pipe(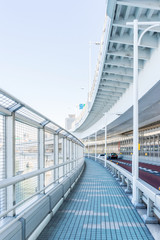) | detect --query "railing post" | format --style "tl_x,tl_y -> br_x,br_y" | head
143,198 -> 158,224
63,137 -> 67,177
74,142 -> 76,168
88,136 -> 89,158
95,132 -> 97,161
120,175 -> 126,187
125,179 -> 132,194
70,140 -> 73,172
6,113 -> 15,216
54,134 -> 59,182
38,128 -> 45,192
116,171 -> 121,181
